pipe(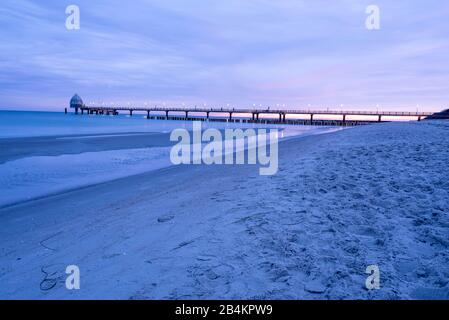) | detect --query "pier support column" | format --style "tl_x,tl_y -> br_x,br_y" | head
81,109 -> 84,115
129,110 -> 133,116
418,116 -> 422,121
206,112 -> 210,119
147,110 -> 150,119
343,114 -> 346,124
229,112 -> 233,121
283,113 -> 286,122
279,113 -> 282,122
185,111 -> 188,119
256,113 -> 259,121
252,113 -> 255,121
310,114 -> 314,124
378,115 -> 382,122
166,111 -> 169,119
